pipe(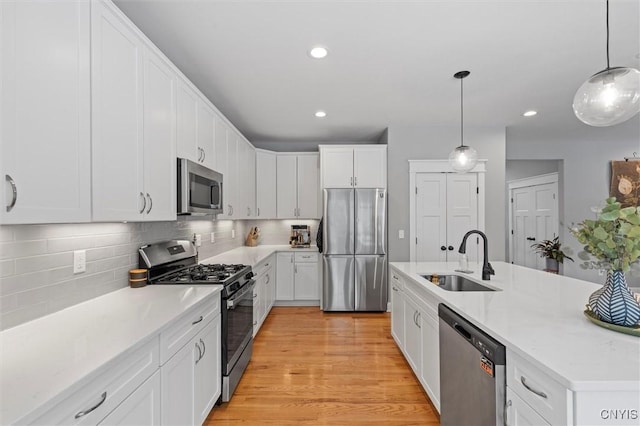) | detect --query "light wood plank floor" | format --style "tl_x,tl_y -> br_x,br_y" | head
206,307 -> 439,425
